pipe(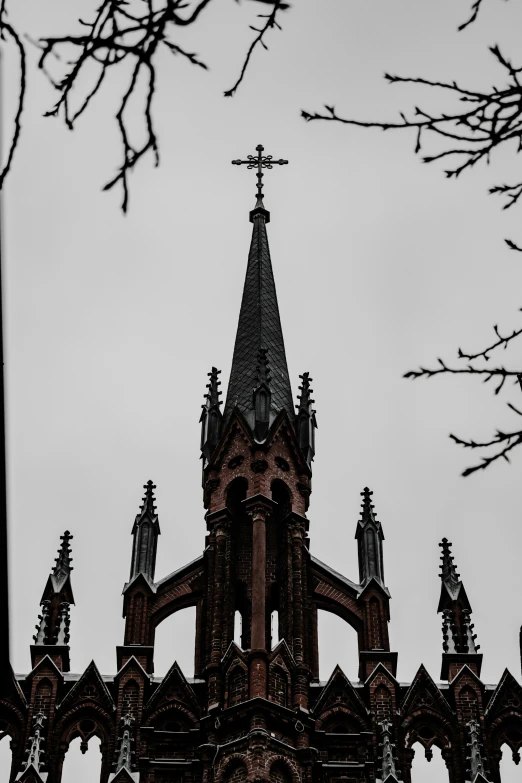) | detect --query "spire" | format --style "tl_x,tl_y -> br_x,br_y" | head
33,532 -> 74,652
130,480 -> 161,582
295,372 -> 317,465
355,487 -> 385,586
108,710 -> 139,782
438,538 -> 480,656
223,193 -> 294,429
200,367 -> 223,465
